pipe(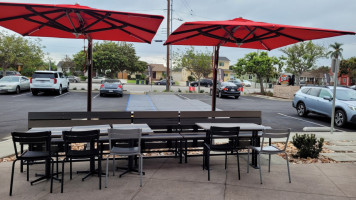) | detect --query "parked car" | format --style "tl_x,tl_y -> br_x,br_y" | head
292,86 -> 356,127
30,71 -> 69,95
100,79 -> 123,97
210,81 -> 242,99
228,79 -> 244,87
243,80 -> 252,87
92,76 -> 106,83
67,75 -> 80,83
0,71 -> 21,79
190,79 -> 212,87
154,79 -> 175,85
0,76 -> 30,94
350,85 -> 356,90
